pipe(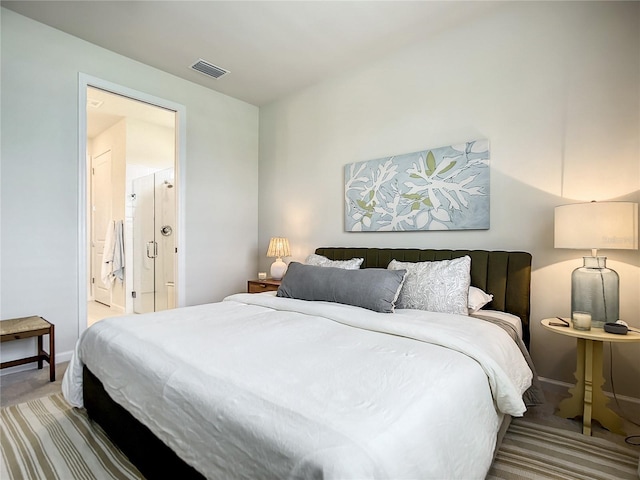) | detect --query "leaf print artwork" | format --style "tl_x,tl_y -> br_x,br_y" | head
344,139 -> 490,231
